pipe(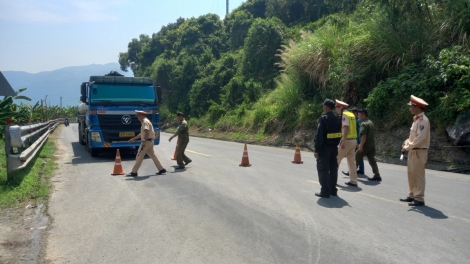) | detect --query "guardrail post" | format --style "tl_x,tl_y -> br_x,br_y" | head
5,125 -> 14,181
